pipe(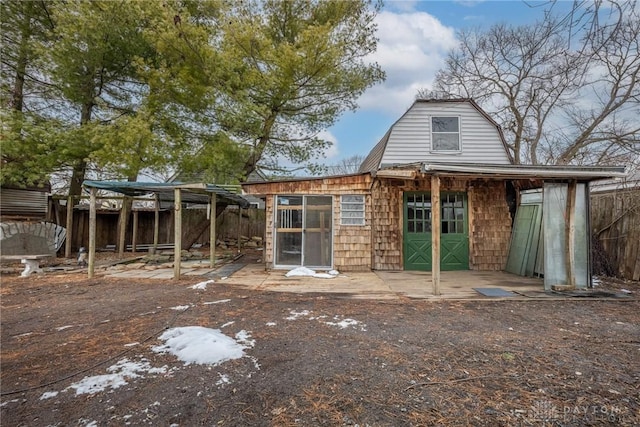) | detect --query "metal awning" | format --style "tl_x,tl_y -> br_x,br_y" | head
82,180 -> 250,208
421,163 -> 627,181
